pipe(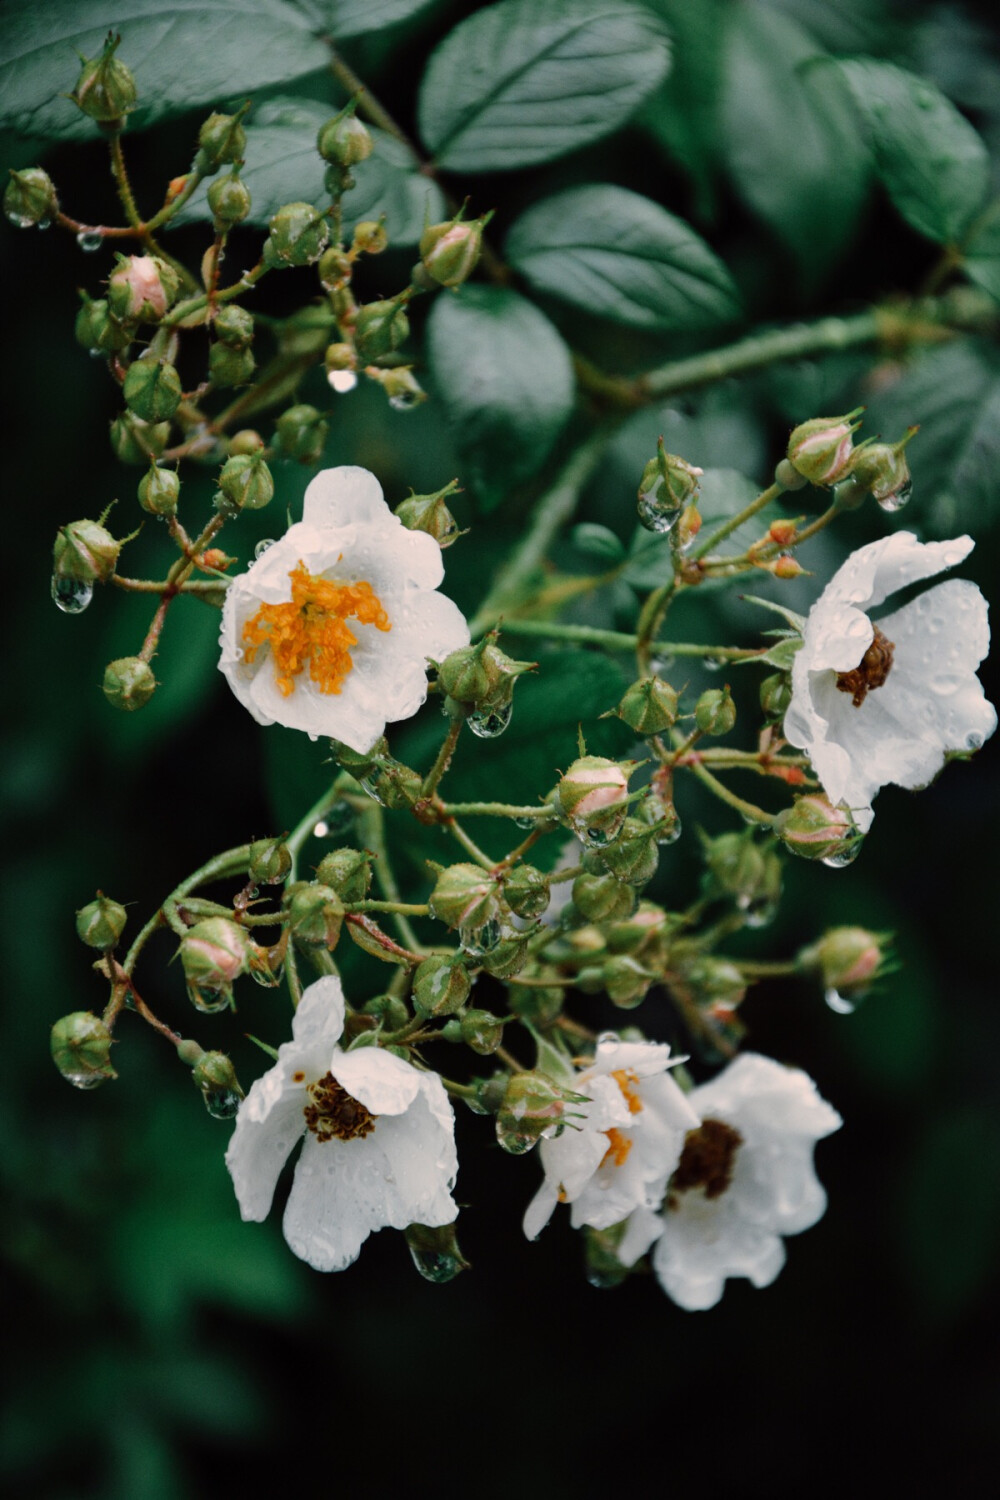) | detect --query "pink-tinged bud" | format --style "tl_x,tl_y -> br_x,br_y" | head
179,918 -> 251,990
418,215 -> 489,288
786,408 -> 864,486
107,254 -> 179,323
428,862 -> 502,933
770,553 -> 807,579
775,794 -> 862,864
557,756 -> 629,821
768,519 -> 797,546
845,427 -> 917,513
495,1071 -> 589,1155
800,926 -> 889,1004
